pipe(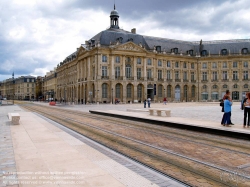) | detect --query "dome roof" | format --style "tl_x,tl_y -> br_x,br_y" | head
110,9 -> 119,16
